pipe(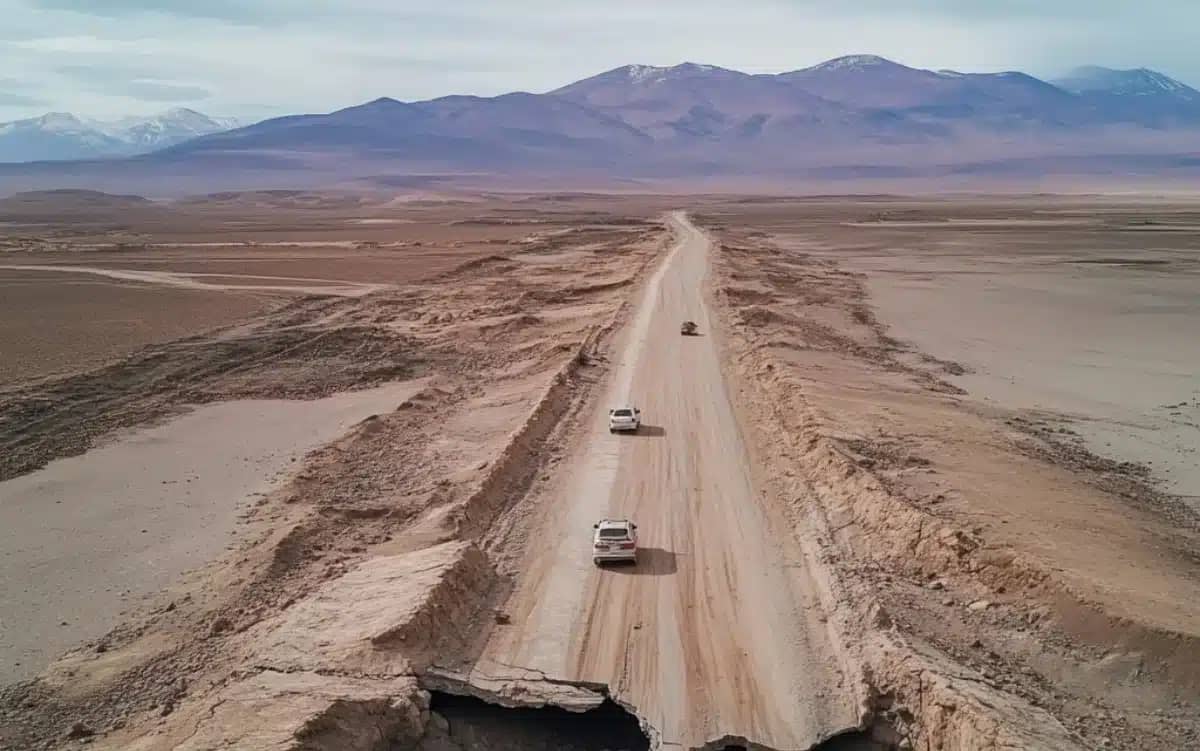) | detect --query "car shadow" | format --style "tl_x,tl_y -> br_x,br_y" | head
631,424 -> 666,438
607,547 -> 677,576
